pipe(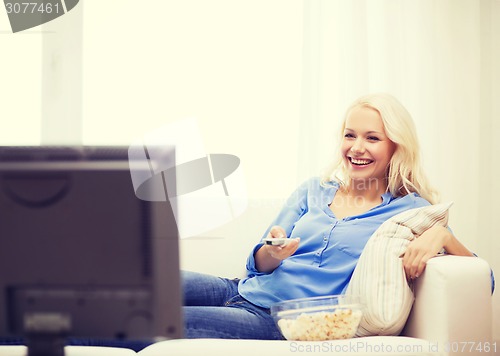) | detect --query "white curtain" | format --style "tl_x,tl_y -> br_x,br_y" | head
300,0 -> 479,186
